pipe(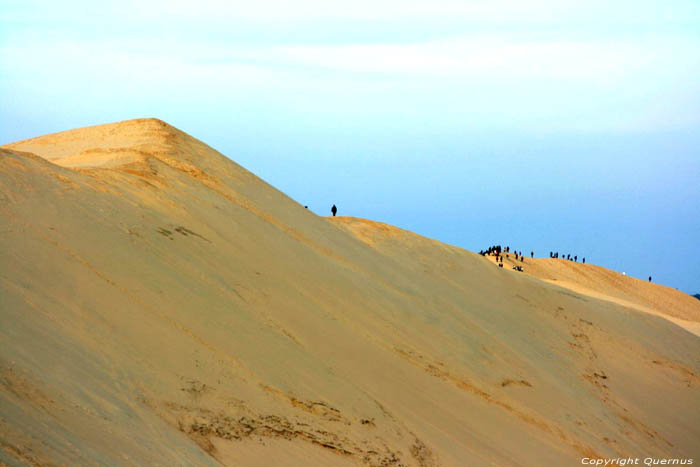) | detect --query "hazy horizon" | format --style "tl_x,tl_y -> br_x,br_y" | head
2,0 -> 699,293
